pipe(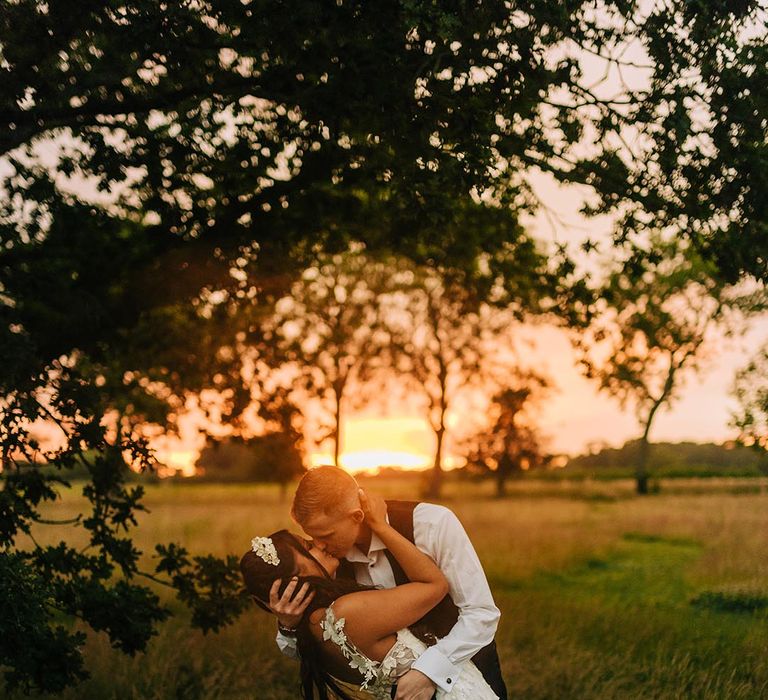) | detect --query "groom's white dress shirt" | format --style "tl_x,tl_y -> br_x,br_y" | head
276,503 -> 501,693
